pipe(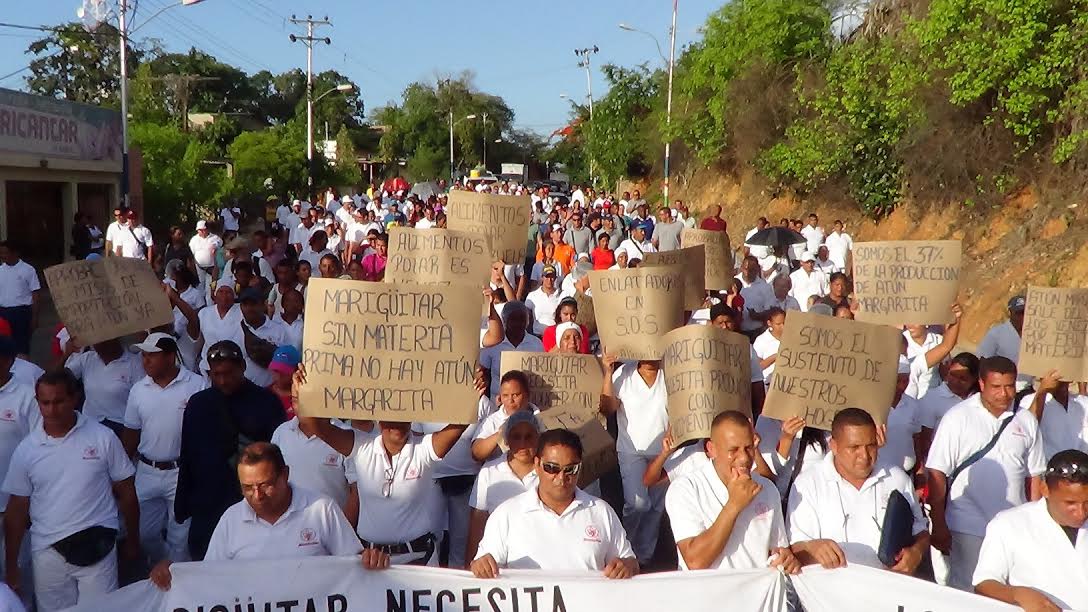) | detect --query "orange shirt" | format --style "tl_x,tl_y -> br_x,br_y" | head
537,242 -> 575,272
